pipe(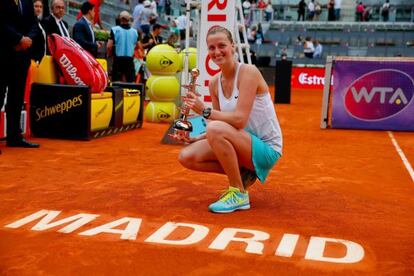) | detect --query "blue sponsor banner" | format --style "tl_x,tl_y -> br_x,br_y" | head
331,60 -> 414,131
